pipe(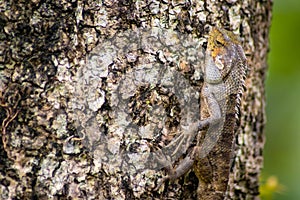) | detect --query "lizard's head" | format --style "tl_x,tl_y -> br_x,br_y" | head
205,27 -> 247,84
